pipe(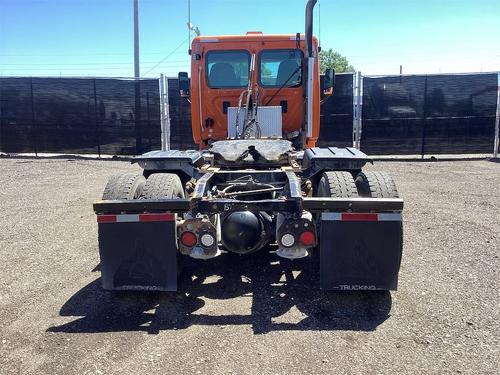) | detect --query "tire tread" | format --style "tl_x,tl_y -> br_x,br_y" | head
140,173 -> 185,199
318,171 -> 358,198
102,174 -> 145,200
355,171 -> 399,198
